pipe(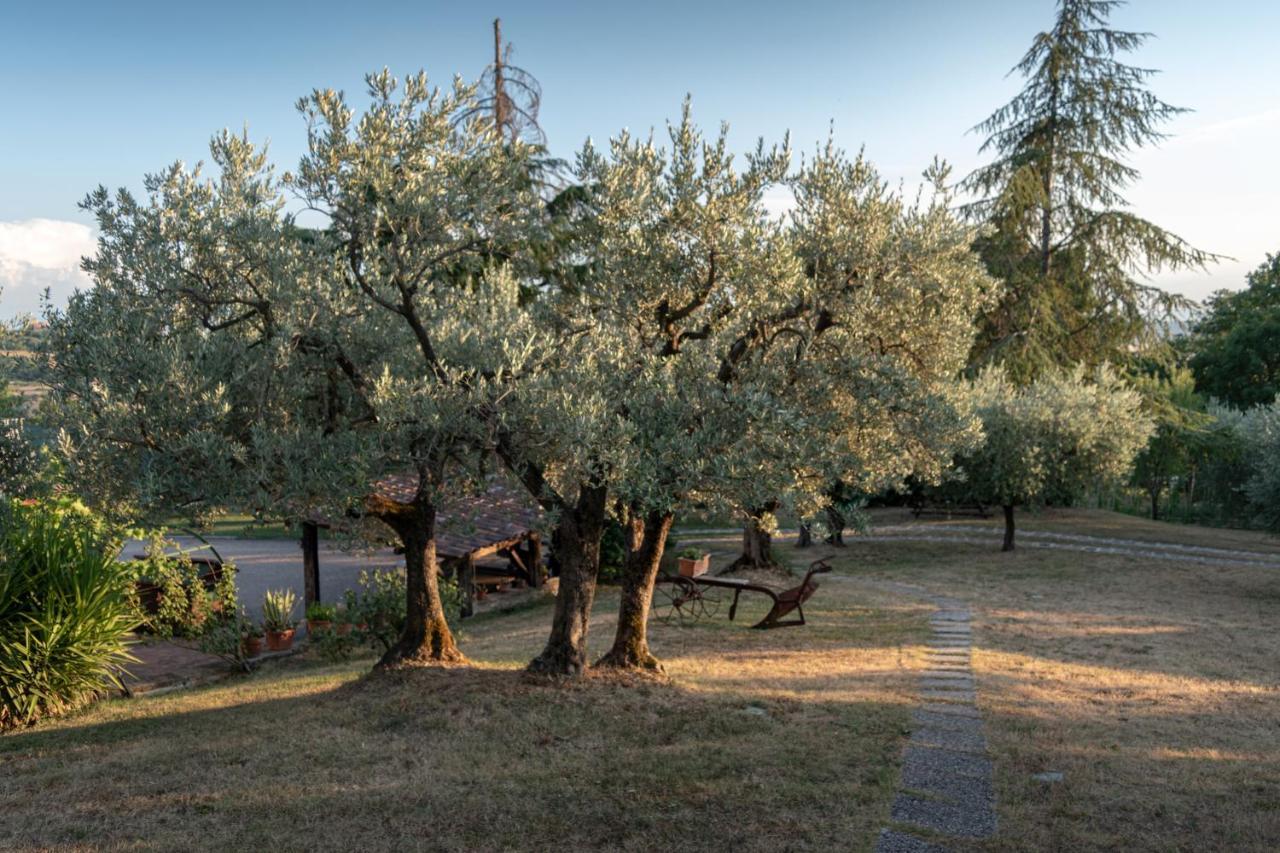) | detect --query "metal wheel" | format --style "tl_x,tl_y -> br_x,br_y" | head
650,577 -> 697,624
693,583 -> 725,619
